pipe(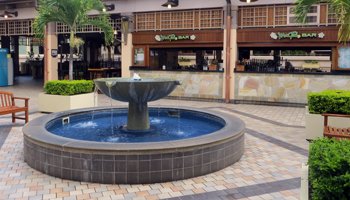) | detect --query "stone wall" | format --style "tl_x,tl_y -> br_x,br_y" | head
234,73 -> 350,104
132,70 -> 224,100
